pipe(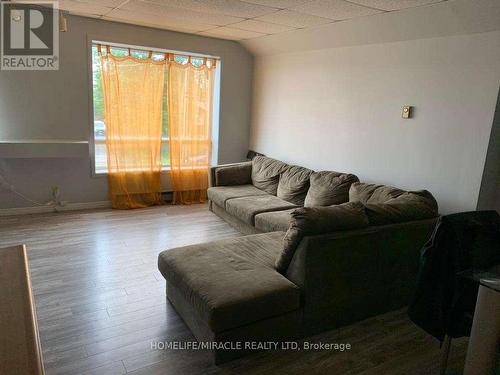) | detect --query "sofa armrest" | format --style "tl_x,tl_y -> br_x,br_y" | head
285,218 -> 437,333
210,161 -> 252,187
